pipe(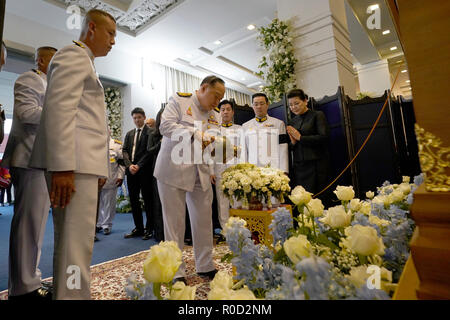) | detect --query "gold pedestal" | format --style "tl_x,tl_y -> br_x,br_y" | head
229,204 -> 293,246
